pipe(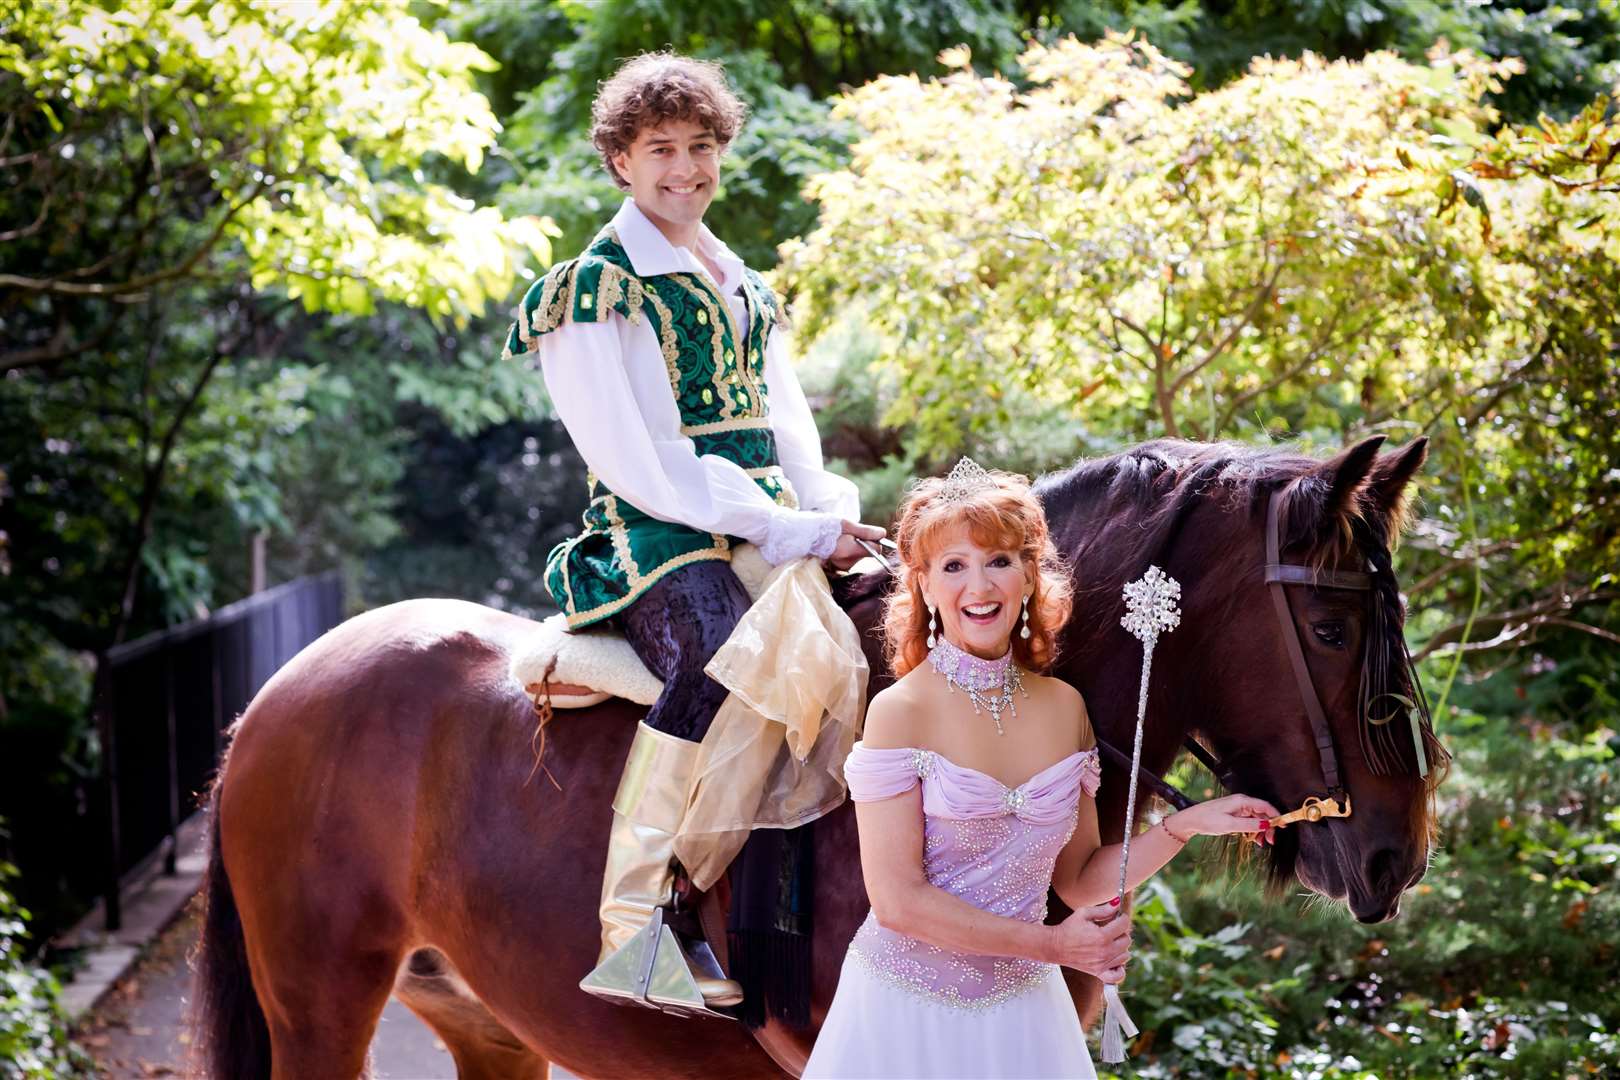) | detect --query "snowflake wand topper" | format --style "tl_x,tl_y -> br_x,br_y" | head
1099,565 -> 1183,1064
